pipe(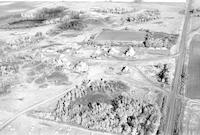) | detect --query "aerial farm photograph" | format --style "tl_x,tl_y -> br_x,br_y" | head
0,0 -> 200,135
